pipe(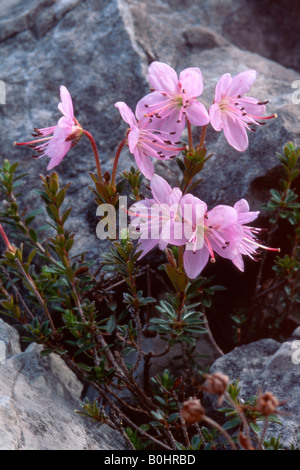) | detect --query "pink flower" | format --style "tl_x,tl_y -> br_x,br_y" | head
231,199 -> 280,271
209,70 -> 277,151
183,197 -> 243,279
115,101 -> 185,180
15,86 -> 82,170
135,62 -> 210,139
183,197 -> 280,279
128,174 -> 186,258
